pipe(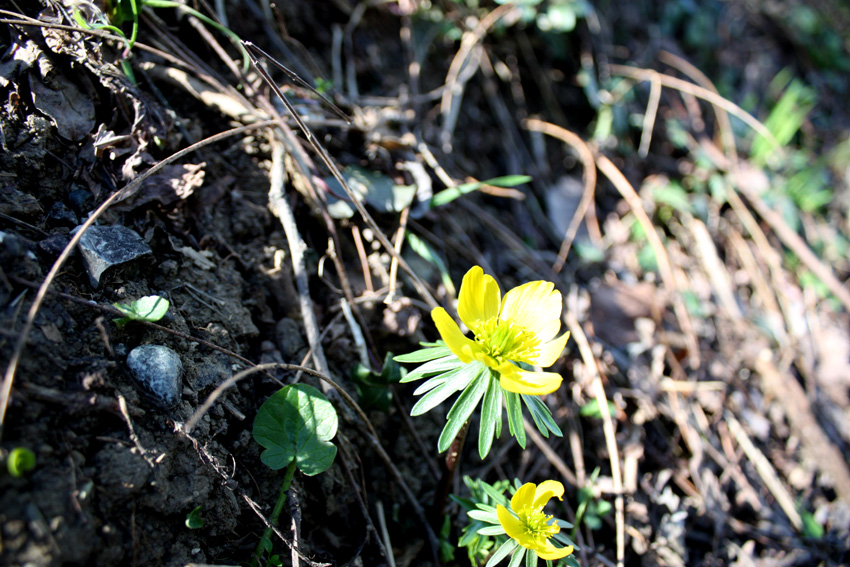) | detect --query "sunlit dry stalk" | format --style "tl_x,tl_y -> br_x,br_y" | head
594,154 -> 701,369
522,119 -> 600,273
564,311 -> 625,567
